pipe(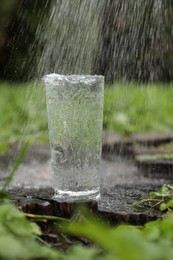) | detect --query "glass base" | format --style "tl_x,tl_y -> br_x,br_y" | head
52,188 -> 100,202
